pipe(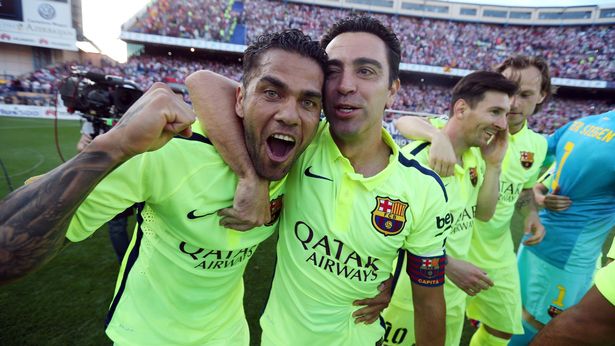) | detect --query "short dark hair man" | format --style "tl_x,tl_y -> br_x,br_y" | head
386,71 -> 516,346
194,16 -> 451,345
0,30 -> 327,345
